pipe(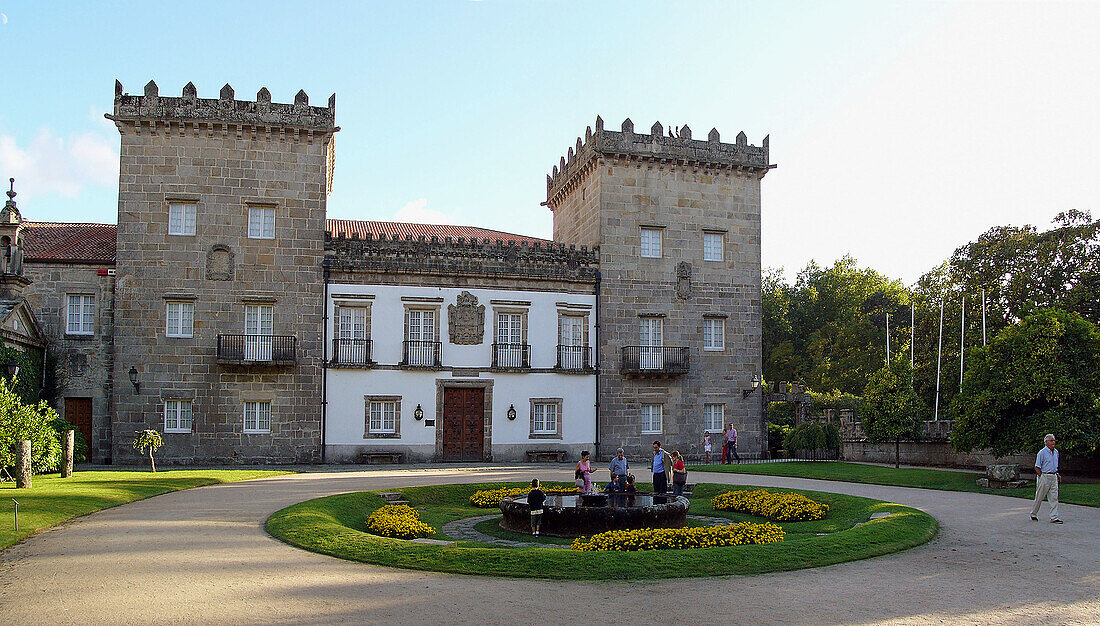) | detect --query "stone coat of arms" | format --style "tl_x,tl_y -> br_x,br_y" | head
448,291 -> 485,345
675,261 -> 692,300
